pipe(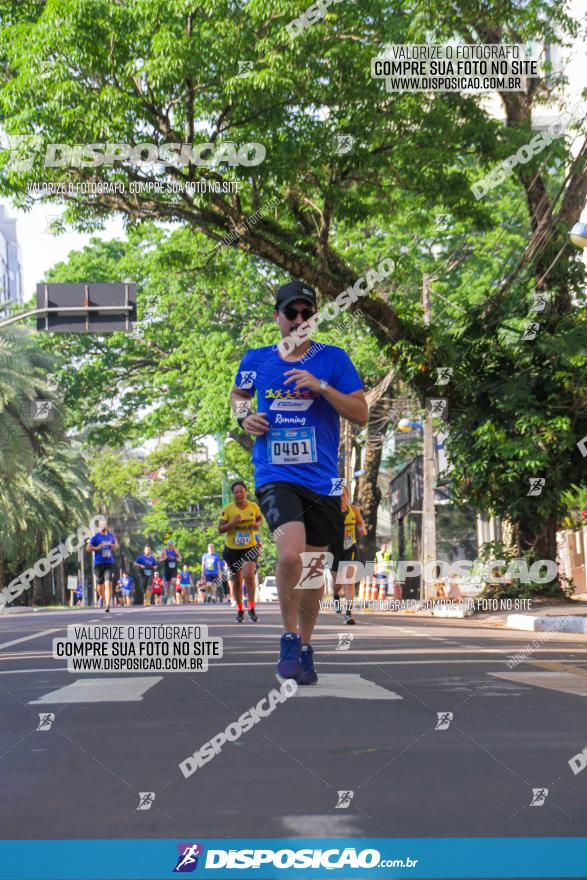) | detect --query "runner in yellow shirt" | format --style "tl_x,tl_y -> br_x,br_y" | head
218,480 -> 264,623
331,486 -> 367,624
